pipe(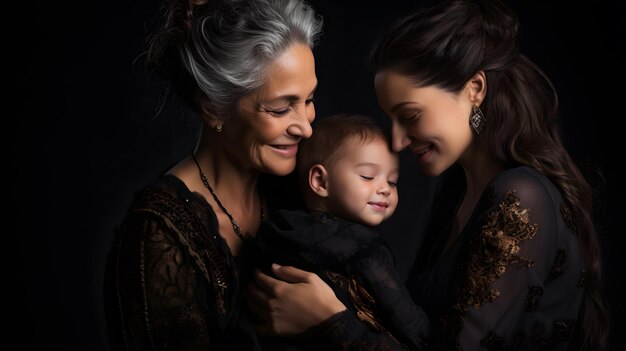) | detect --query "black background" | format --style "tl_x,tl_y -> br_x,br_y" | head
12,0 -> 625,349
